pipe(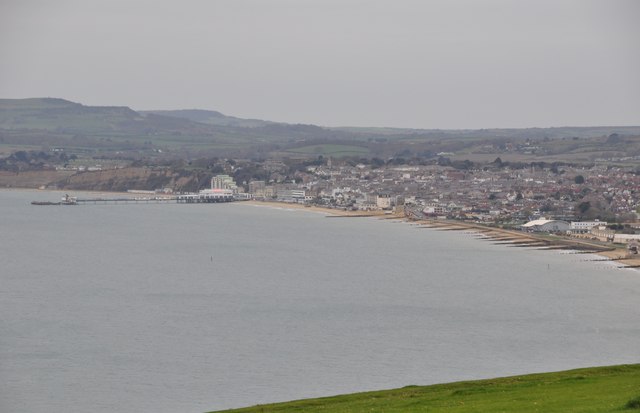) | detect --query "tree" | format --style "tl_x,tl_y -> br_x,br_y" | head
13,151 -> 28,162
577,201 -> 591,216
437,156 -> 451,166
371,158 -> 385,168
574,175 -> 585,184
